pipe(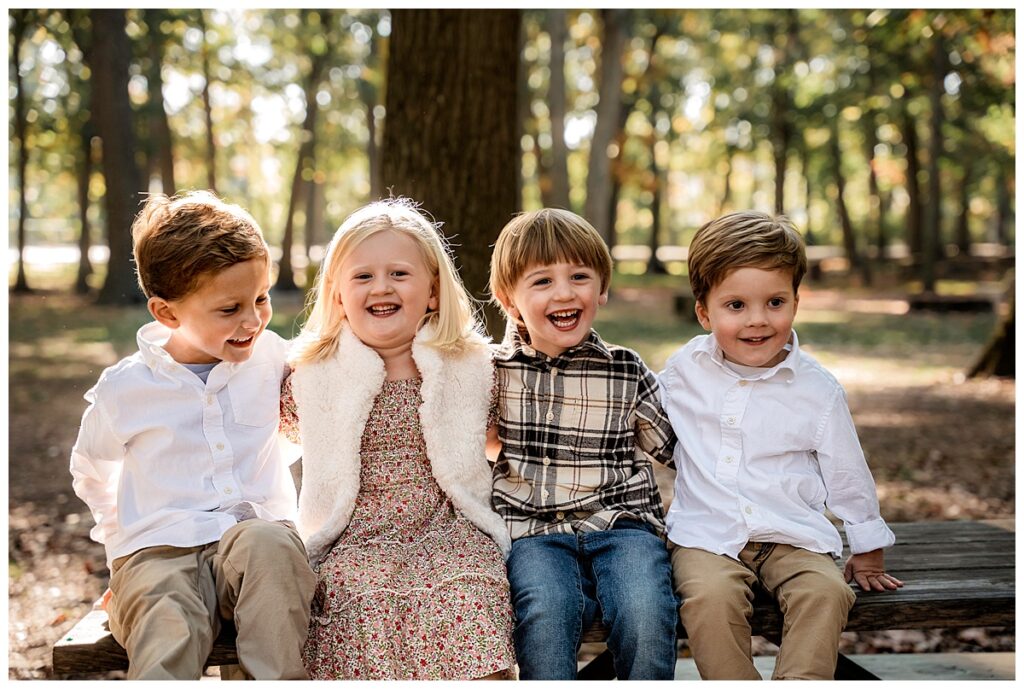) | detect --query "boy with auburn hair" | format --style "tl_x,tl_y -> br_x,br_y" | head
70,191 -> 316,680
660,211 -> 902,680
488,208 -> 679,680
